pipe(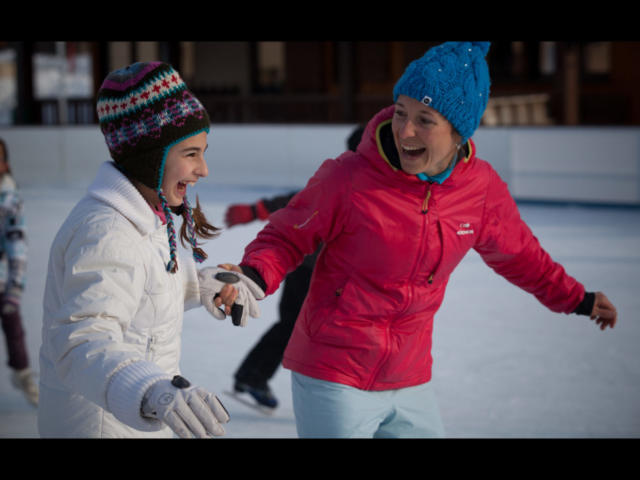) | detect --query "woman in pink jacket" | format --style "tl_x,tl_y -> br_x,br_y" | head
218,42 -> 617,437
